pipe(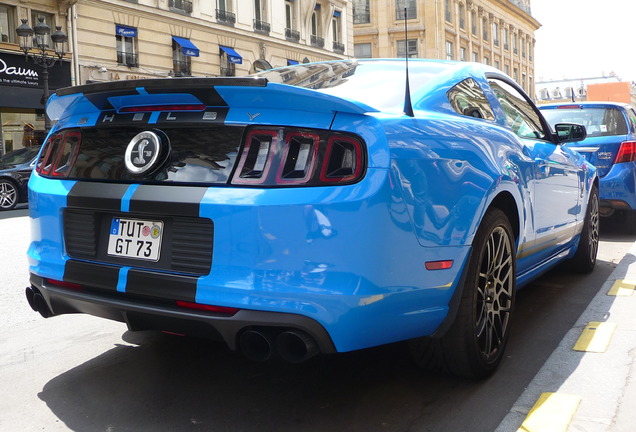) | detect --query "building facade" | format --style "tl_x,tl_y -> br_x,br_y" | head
0,1 -> 72,154
352,0 -> 540,95
0,0 -> 353,154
